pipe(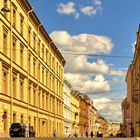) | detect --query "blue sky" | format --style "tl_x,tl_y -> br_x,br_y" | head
28,0 -> 139,122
